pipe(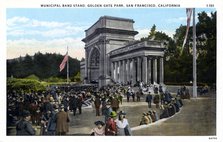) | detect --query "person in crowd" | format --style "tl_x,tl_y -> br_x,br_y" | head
90,120 -> 105,136
136,91 -> 141,102
131,89 -> 135,102
55,105 -> 70,135
101,97 -> 107,116
104,103 -> 113,122
152,110 -> 159,121
40,111 -> 51,135
168,101 -> 176,117
70,94 -> 78,116
148,110 -> 156,122
164,90 -> 173,103
154,86 -> 159,94
127,86 -> 131,102
176,94 -> 183,107
16,110 -> 36,135
105,111 -> 117,136
139,112 -> 151,125
15,97 -> 24,120
159,84 -> 163,94
159,102 -> 170,119
118,92 -> 124,105
153,94 -> 160,108
46,109 -> 57,135
77,94 -> 83,114
146,92 -> 153,108
160,92 -> 165,105
172,98 -> 180,113
116,111 -> 132,136
110,95 -> 119,112
94,95 -> 101,116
